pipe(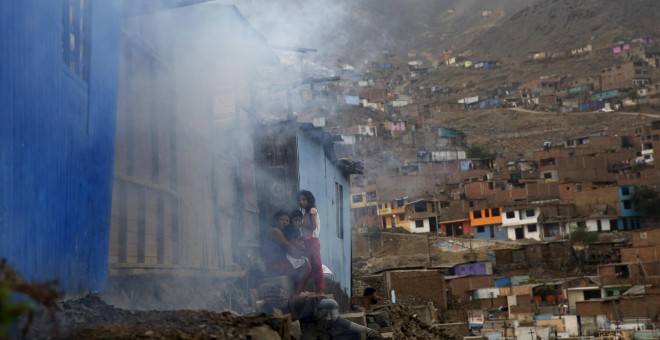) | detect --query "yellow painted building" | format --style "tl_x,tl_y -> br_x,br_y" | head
377,197 -> 410,229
